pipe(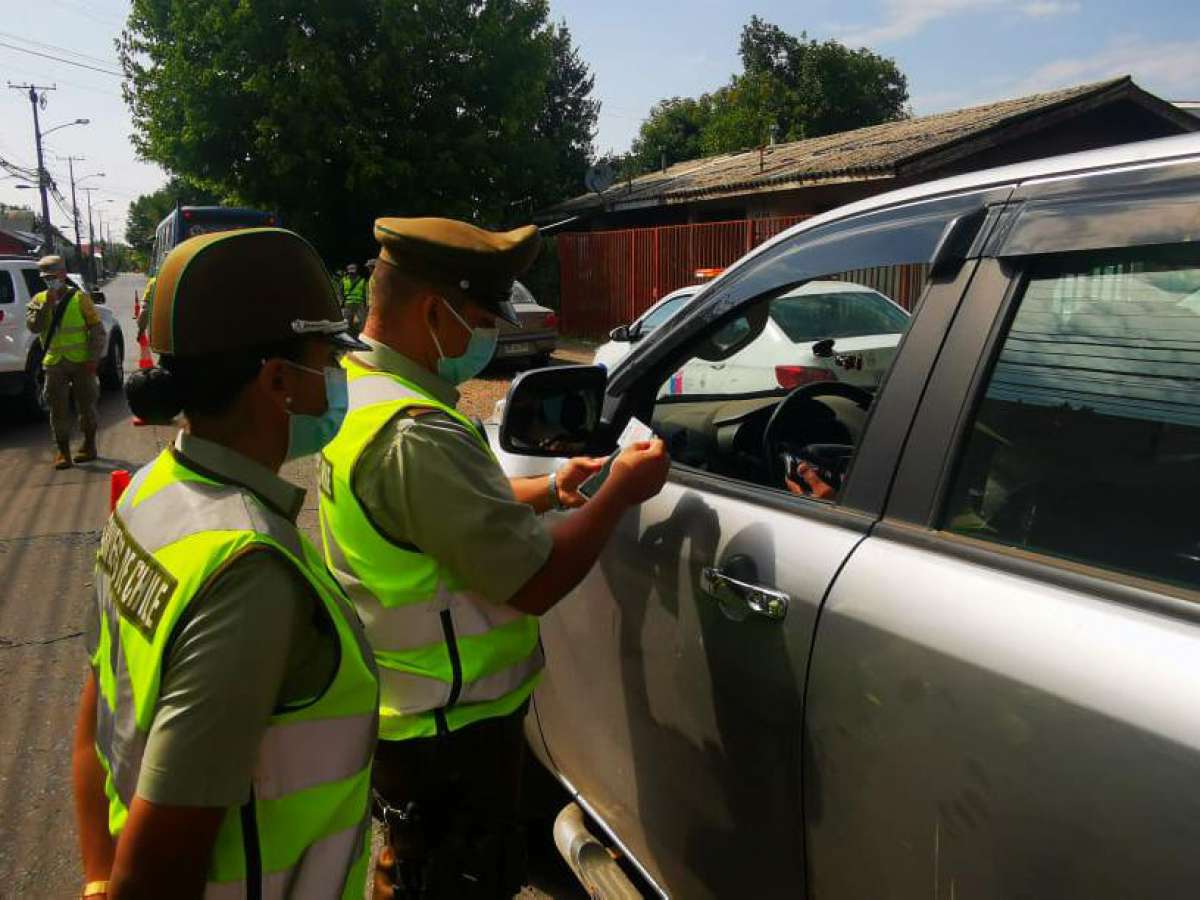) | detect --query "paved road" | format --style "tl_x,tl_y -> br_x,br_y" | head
0,273 -> 583,898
